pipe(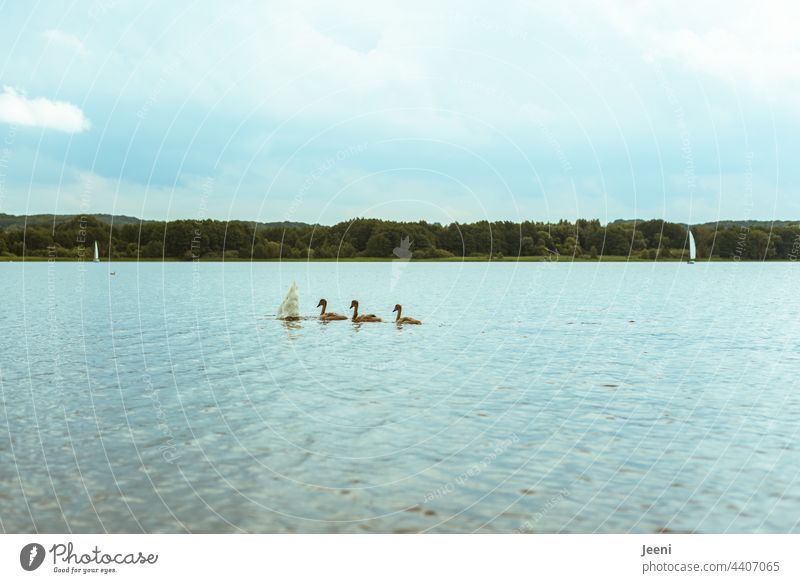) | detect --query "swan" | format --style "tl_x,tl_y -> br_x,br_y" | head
317,299 -> 348,321
392,304 -> 422,325
349,300 -> 382,323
